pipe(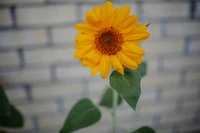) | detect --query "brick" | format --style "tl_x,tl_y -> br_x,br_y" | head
23,118 -> 33,130
189,40 -> 200,54
0,69 -> 50,84
32,84 -> 81,98
143,2 -> 189,18
146,23 -> 161,38
39,115 -> 64,129
0,29 -> 47,47
167,22 -> 200,36
56,66 -> 91,79
16,5 -> 76,26
17,102 -> 57,115
25,48 -> 75,65
142,39 -> 184,55
186,71 -> 200,81
0,9 -> 12,26
0,0 -> 44,4
163,87 -> 198,100
163,56 -> 200,68
142,74 -> 180,87
0,52 -> 20,67
5,87 -> 26,101
52,27 -> 78,44
81,3 -> 137,21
